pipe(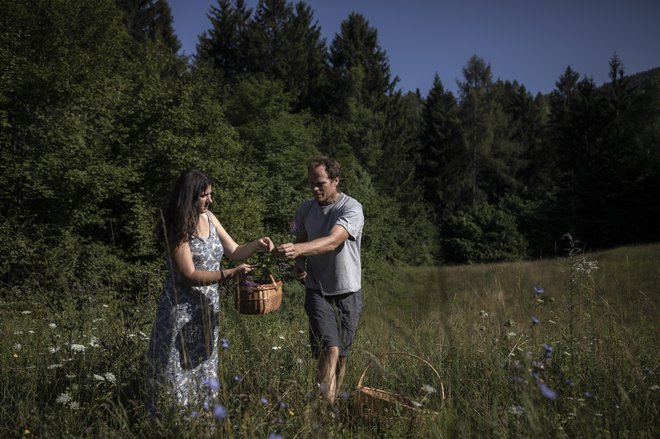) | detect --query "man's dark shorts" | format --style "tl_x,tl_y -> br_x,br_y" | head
304,288 -> 362,358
